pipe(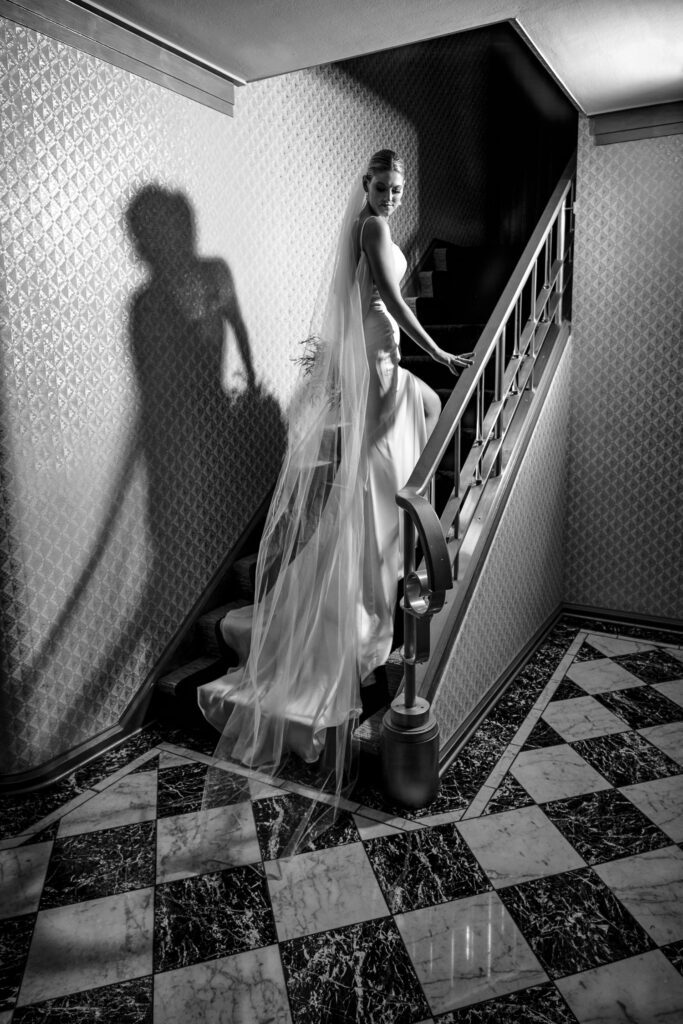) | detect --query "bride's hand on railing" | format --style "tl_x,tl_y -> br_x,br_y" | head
433,349 -> 474,375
